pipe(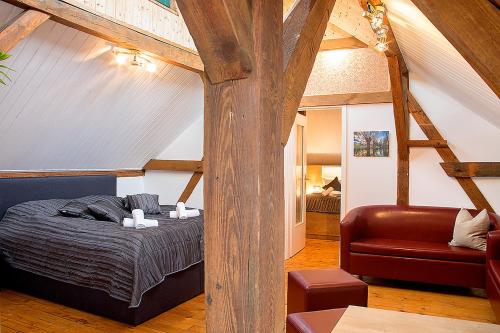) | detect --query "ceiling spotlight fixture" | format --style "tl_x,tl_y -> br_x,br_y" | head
361,1 -> 389,53
113,47 -> 157,73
